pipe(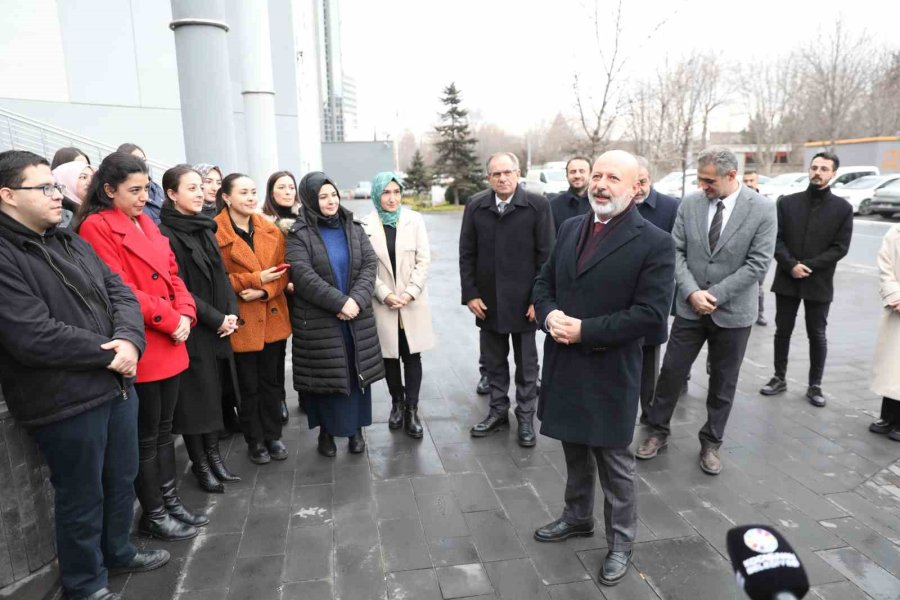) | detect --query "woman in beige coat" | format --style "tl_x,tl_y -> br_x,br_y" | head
869,224 -> 900,442
362,172 -> 435,438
